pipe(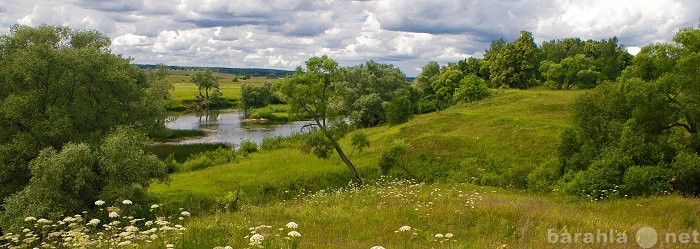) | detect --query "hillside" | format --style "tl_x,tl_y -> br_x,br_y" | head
150,89 -> 700,248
